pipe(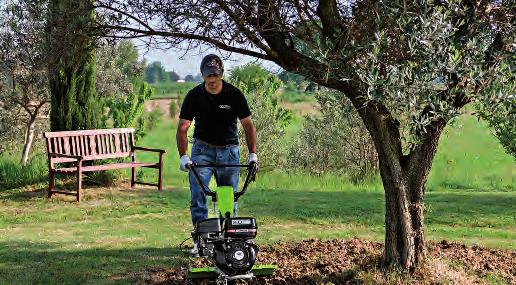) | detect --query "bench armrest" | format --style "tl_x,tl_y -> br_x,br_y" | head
49,153 -> 83,160
133,146 -> 166,153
